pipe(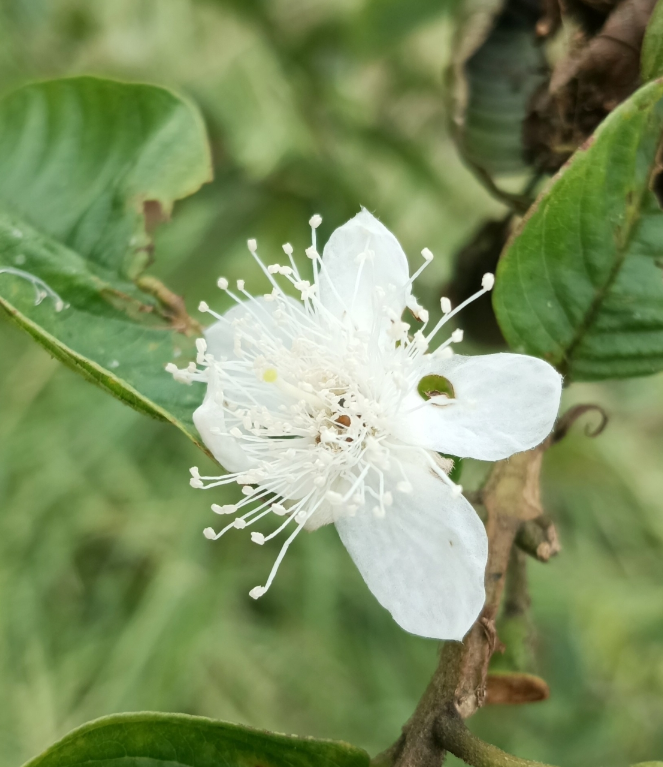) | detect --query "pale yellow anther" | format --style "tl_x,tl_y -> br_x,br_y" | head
263,368 -> 278,383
